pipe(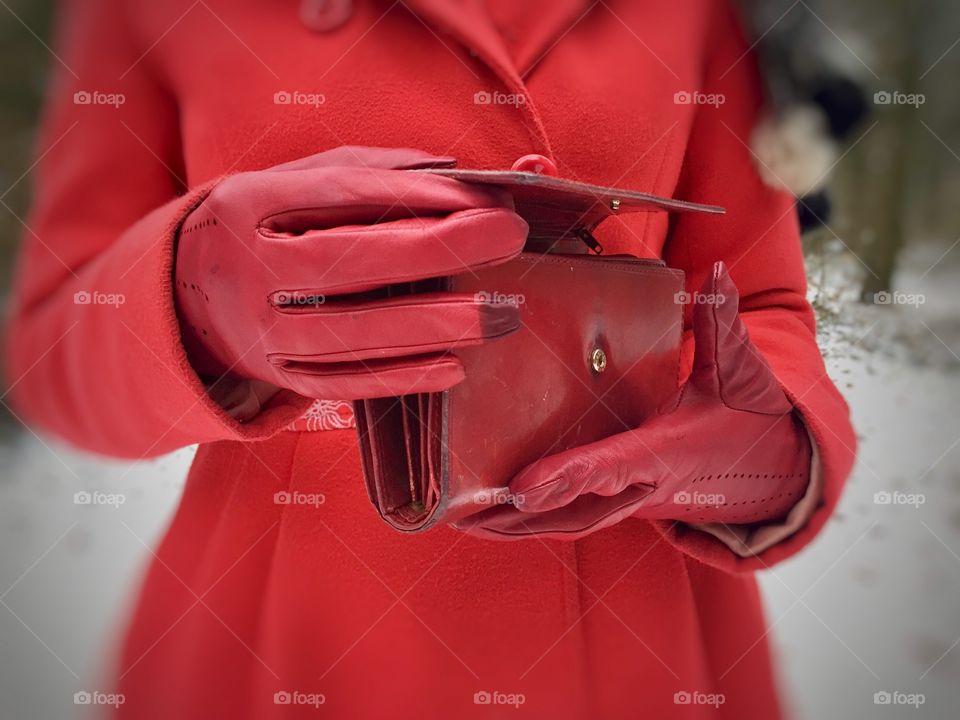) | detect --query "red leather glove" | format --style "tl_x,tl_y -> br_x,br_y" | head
175,147 -> 528,400
467,262 -> 812,538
